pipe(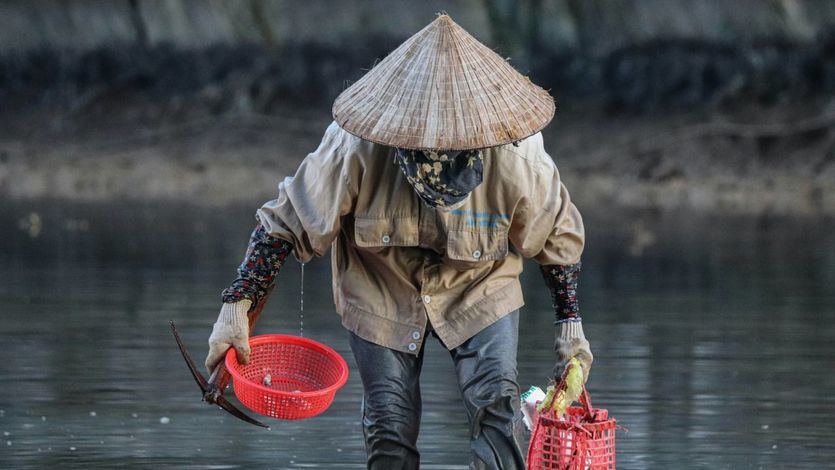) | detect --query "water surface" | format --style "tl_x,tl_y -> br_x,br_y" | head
1,201 -> 833,468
